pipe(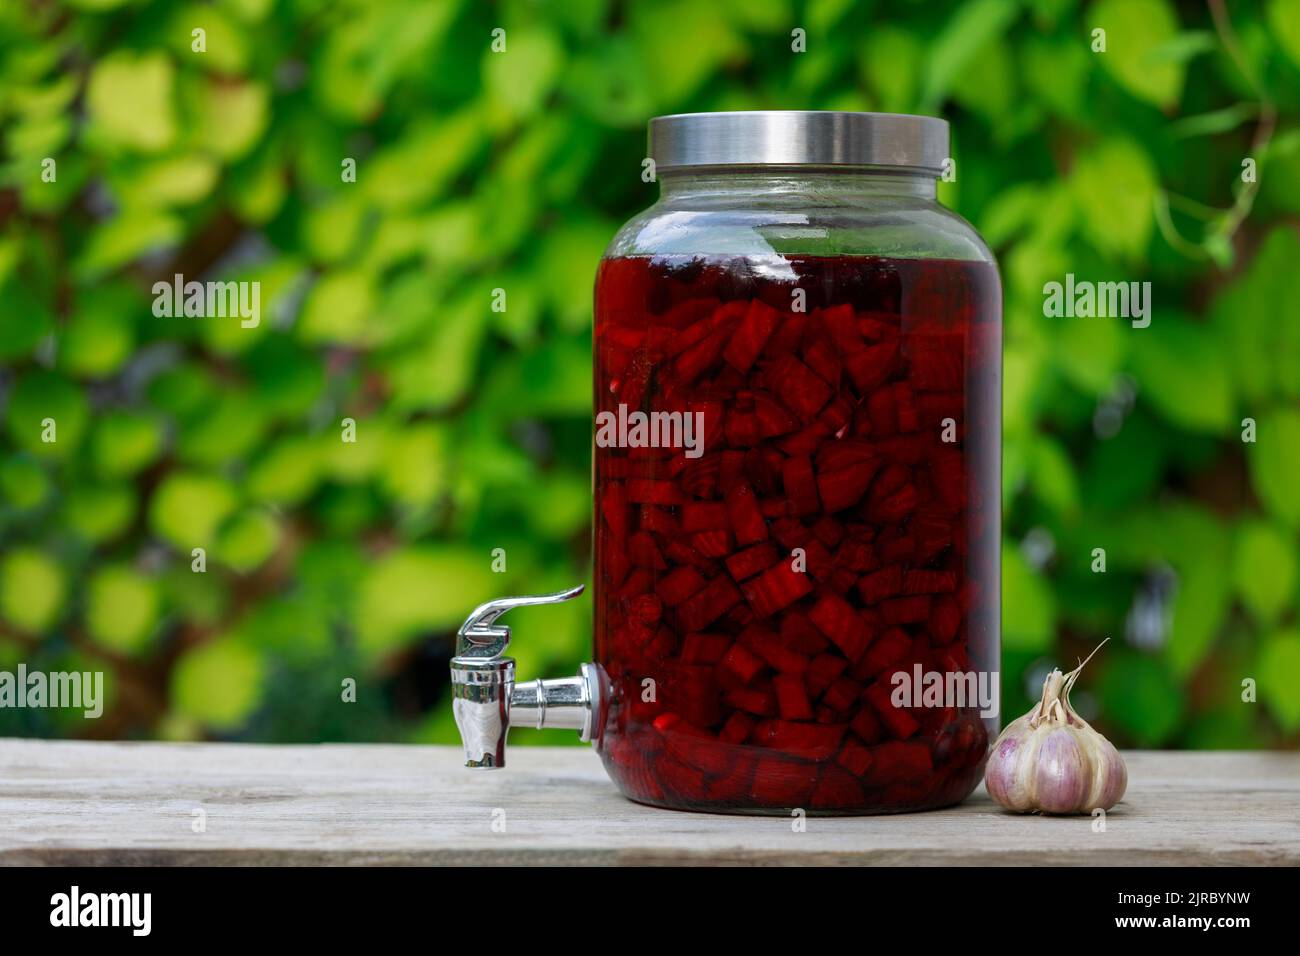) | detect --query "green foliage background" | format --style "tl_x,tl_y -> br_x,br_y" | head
1,0 -> 1299,748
